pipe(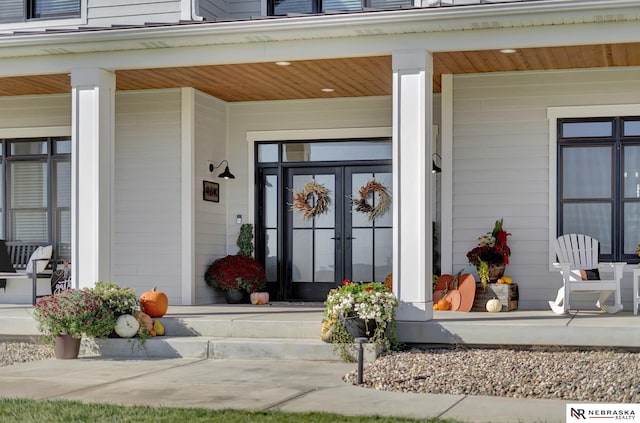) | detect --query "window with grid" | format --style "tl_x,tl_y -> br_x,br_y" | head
0,0 -> 80,23
0,137 -> 71,260
557,117 -> 640,263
